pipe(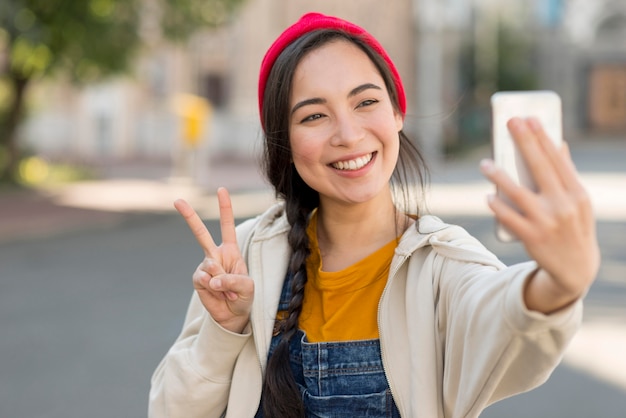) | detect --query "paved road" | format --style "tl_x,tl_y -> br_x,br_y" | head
1,212 -> 625,418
